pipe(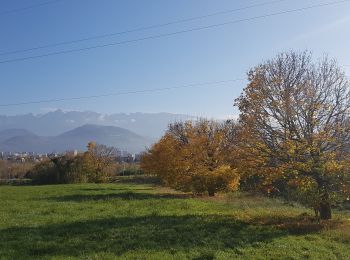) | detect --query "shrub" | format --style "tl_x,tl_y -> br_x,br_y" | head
26,155 -> 89,185
0,160 -> 34,180
25,142 -> 121,185
26,160 -> 60,185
